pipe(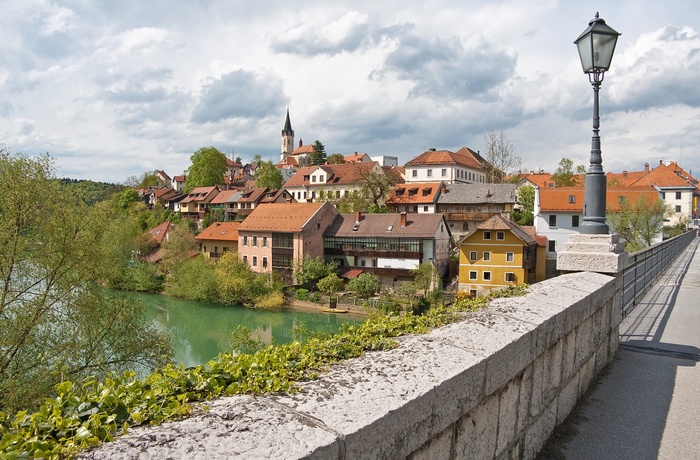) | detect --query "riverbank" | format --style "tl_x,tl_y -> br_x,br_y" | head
286,299 -> 368,317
